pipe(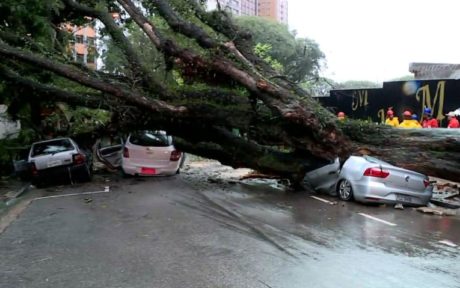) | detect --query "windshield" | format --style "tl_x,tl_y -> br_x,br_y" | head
129,131 -> 171,147
31,139 -> 74,157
